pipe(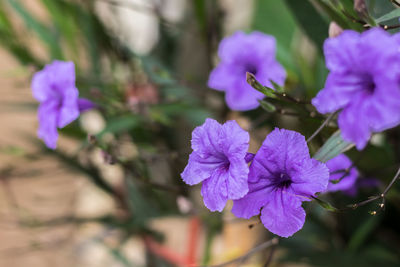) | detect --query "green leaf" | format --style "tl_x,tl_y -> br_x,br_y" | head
313,130 -> 354,162
141,56 -> 175,86
96,115 -> 141,138
7,0 -> 63,59
103,245 -> 136,267
193,0 -> 207,35
259,100 -> 276,112
40,0 -> 80,57
312,196 -> 338,212
0,3 -> 40,65
125,178 -> 156,224
375,8 -> 400,23
252,0 -> 297,71
269,79 -> 284,93
312,0 -> 362,31
284,0 -> 329,51
348,216 -> 380,252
